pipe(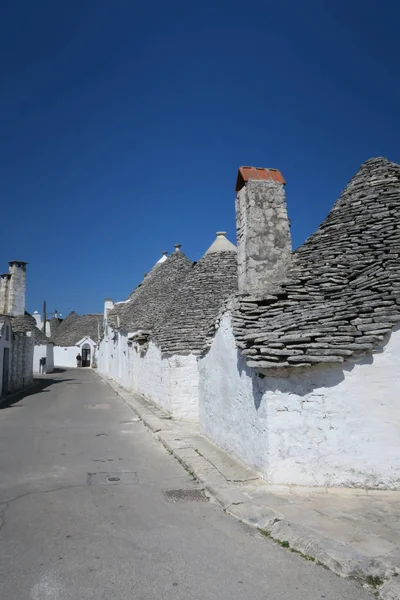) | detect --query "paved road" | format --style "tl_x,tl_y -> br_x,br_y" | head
0,369 -> 373,600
